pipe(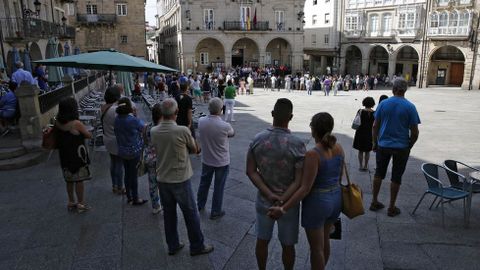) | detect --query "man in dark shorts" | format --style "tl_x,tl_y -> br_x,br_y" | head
371,78 -> 420,217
